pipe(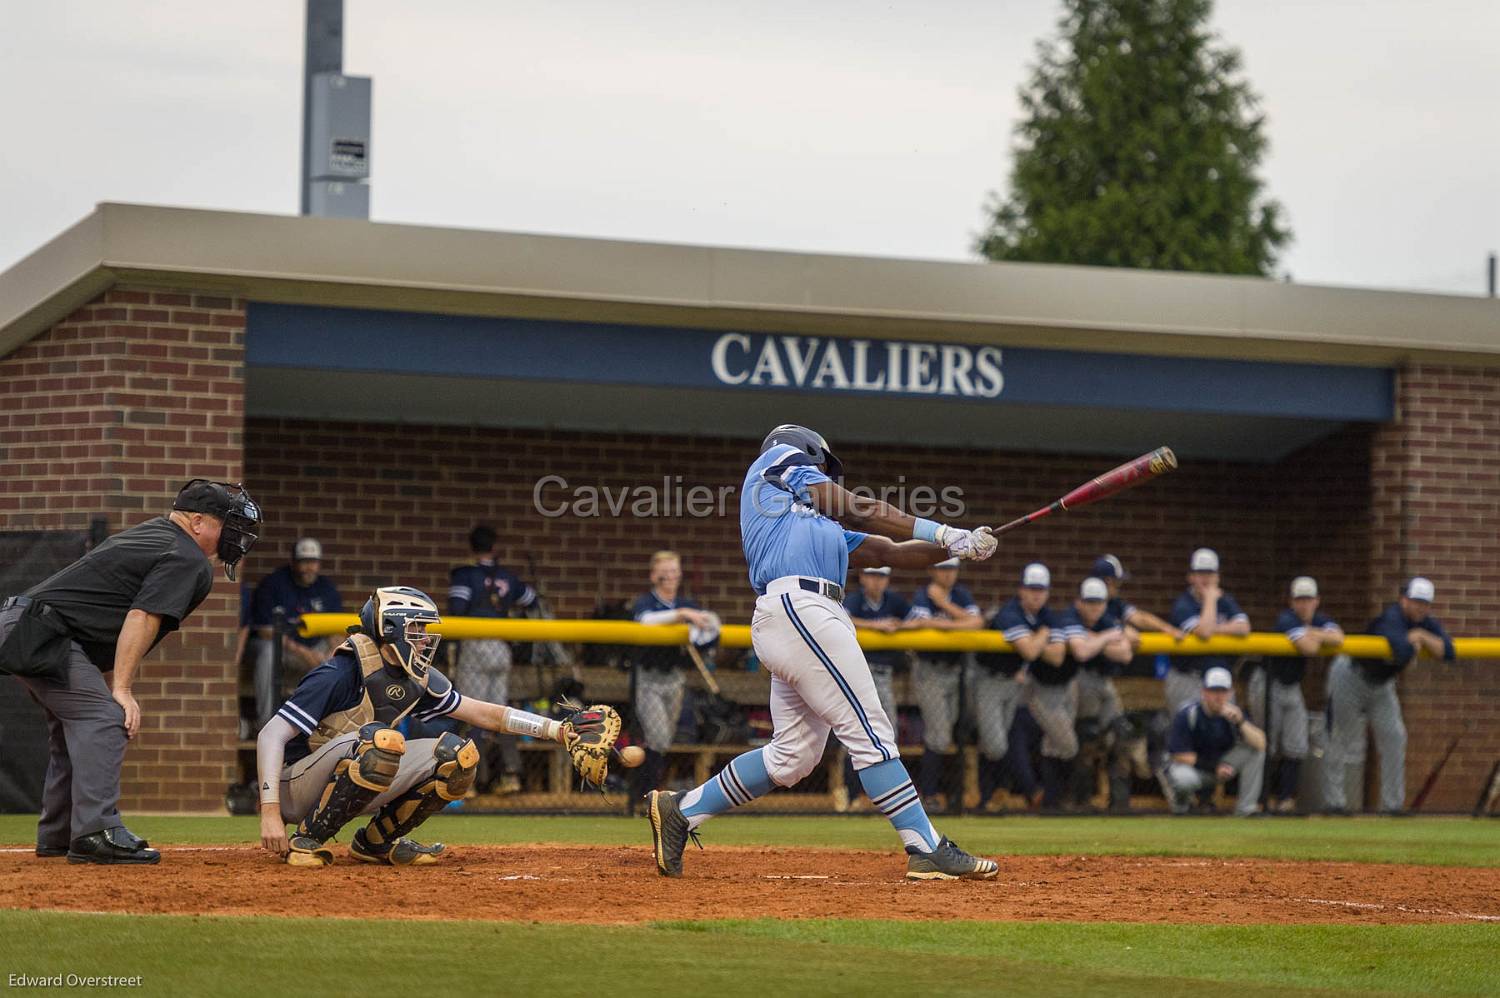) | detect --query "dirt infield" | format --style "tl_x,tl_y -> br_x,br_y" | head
3,845 -> 1497,925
